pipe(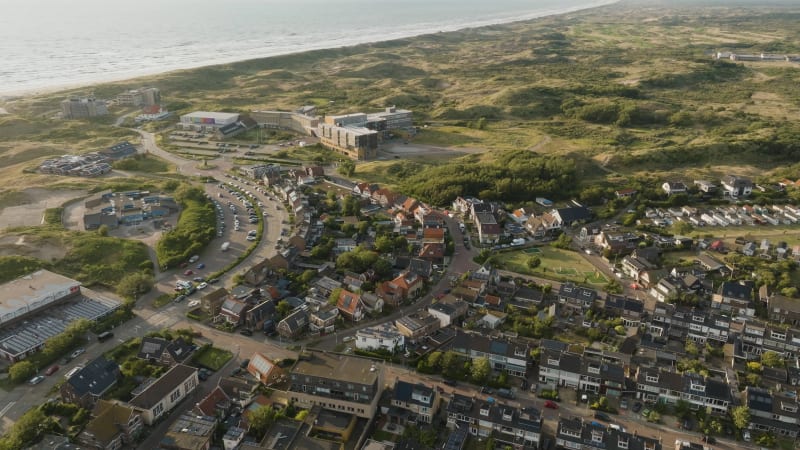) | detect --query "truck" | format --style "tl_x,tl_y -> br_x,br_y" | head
221,242 -> 230,252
